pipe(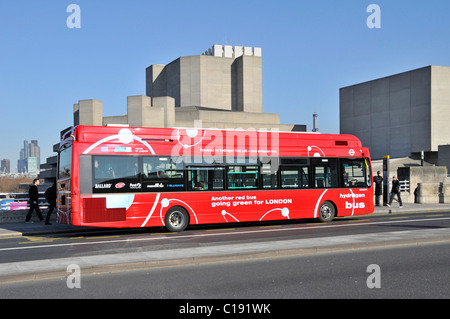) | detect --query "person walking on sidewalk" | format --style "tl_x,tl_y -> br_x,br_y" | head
387,175 -> 403,208
44,182 -> 57,225
25,179 -> 44,223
